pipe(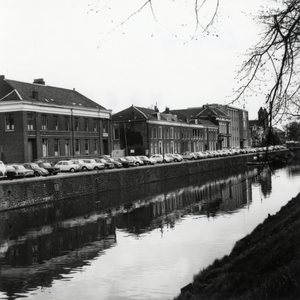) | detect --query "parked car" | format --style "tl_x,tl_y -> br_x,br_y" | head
69,159 -> 93,171
54,160 -> 81,172
163,154 -> 174,163
23,162 -> 49,176
132,156 -> 145,165
125,156 -> 140,166
95,158 -> 114,169
149,154 -> 164,163
6,164 -> 34,178
36,161 -> 60,175
126,156 -> 144,166
194,151 -> 208,159
137,156 -> 157,165
181,152 -> 197,160
5,165 -> 16,180
105,157 -> 123,168
170,153 -> 184,162
117,157 -> 134,168
0,161 -> 6,177
82,159 -> 105,170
